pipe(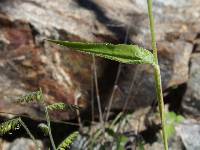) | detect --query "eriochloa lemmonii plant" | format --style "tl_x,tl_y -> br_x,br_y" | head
48,0 -> 169,149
